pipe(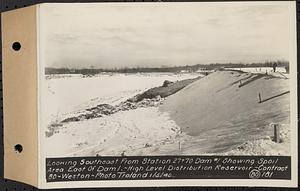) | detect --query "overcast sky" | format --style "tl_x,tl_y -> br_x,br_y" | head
39,2 -> 295,69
